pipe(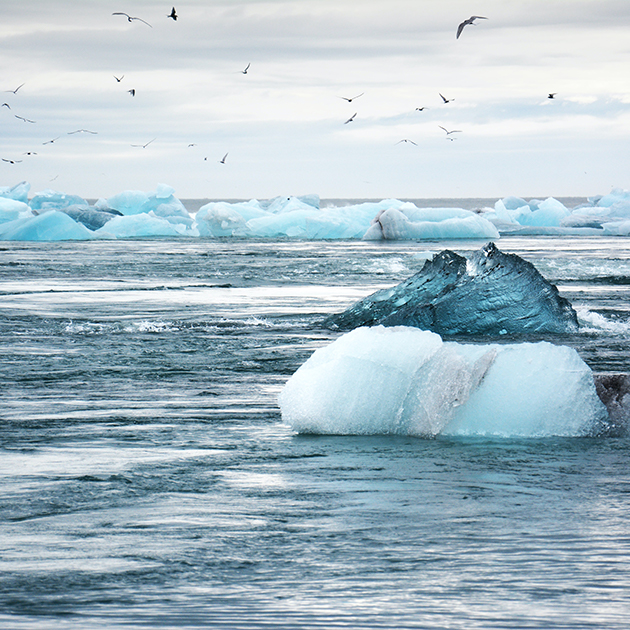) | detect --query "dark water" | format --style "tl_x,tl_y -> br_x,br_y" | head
1,236 -> 629,629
